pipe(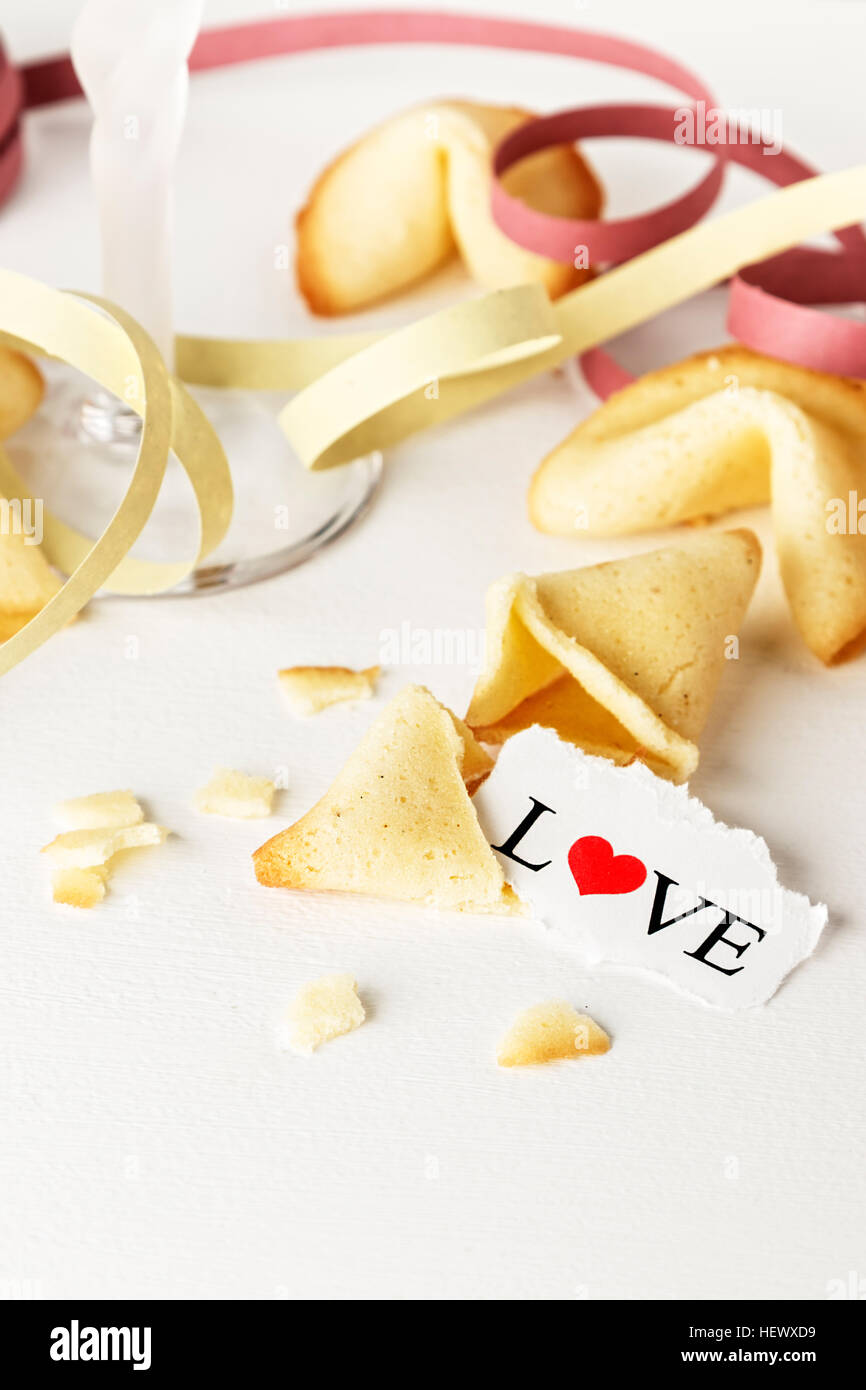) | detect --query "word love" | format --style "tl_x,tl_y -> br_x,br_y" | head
474,728 -> 827,1010
496,803 -> 767,980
